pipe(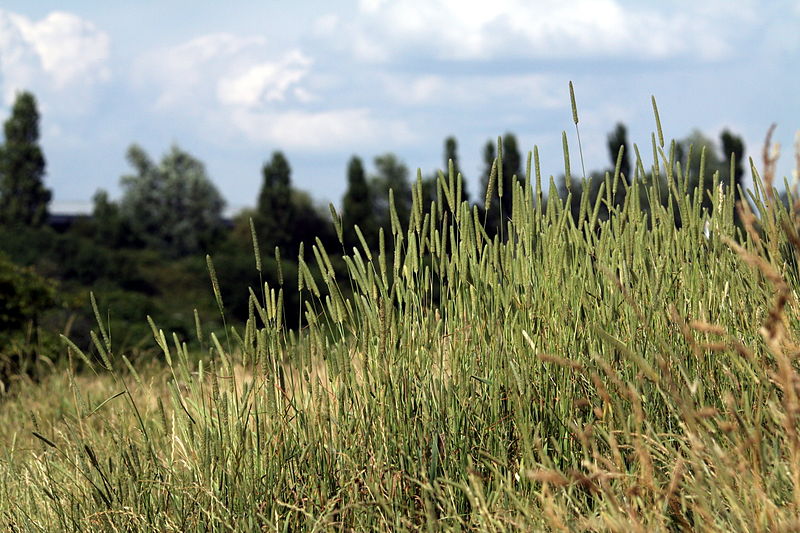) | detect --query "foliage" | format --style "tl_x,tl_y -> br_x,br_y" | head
444,135 -> 469,203
0,224 -> 147,289
0,91 -> 51,227
89,189 -> 131,248
481,133 -> 522,235
291,189 -> 337,251
256,151 -> 295,250
118,144 -> 227,257
342,155 -> 376,249
0,253 -> 56,335
721,128 -> 747,205
370,152 -> 412,233
559,124 -> 749,231
607,122 -> 632,182
0,252 -> 57,389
